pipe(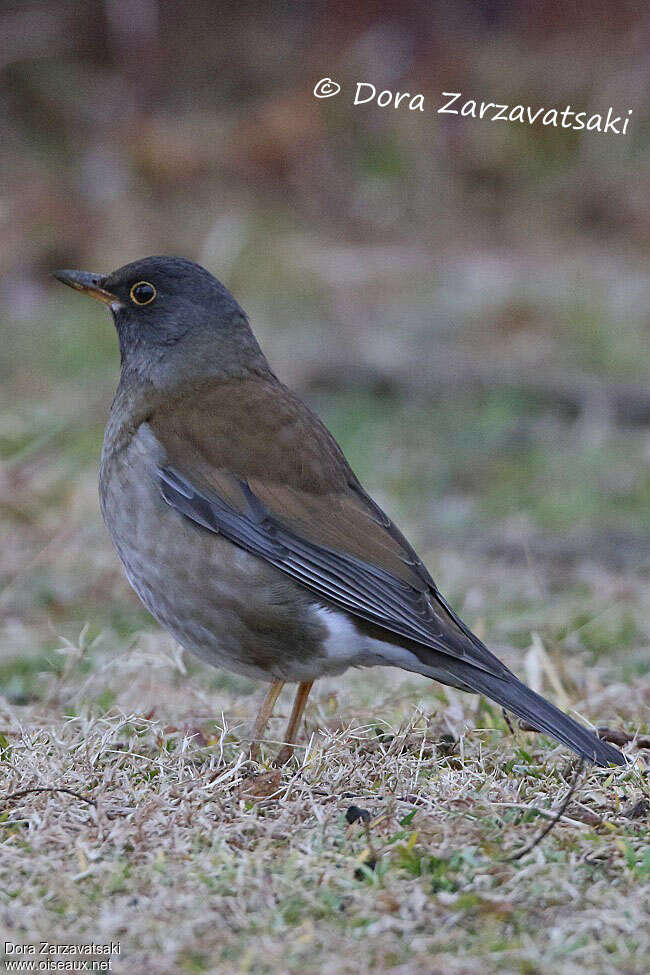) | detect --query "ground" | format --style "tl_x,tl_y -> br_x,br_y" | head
1,637 -> 648,974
